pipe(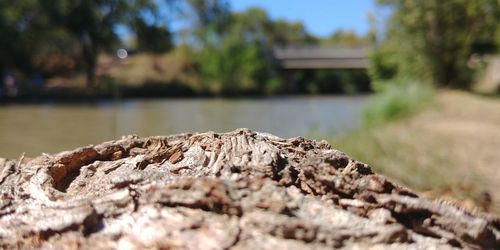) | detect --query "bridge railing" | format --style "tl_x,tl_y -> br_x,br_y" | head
272,46 -> 370,69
